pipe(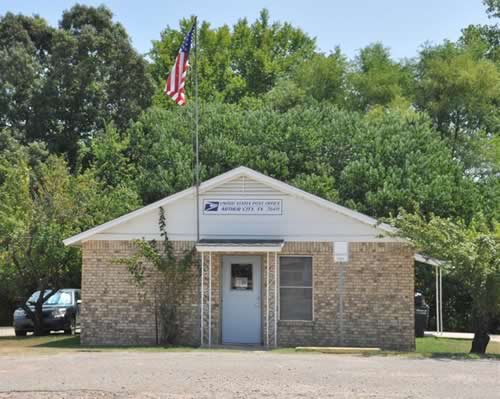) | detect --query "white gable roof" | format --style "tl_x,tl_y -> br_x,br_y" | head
64,166 -> 397,246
